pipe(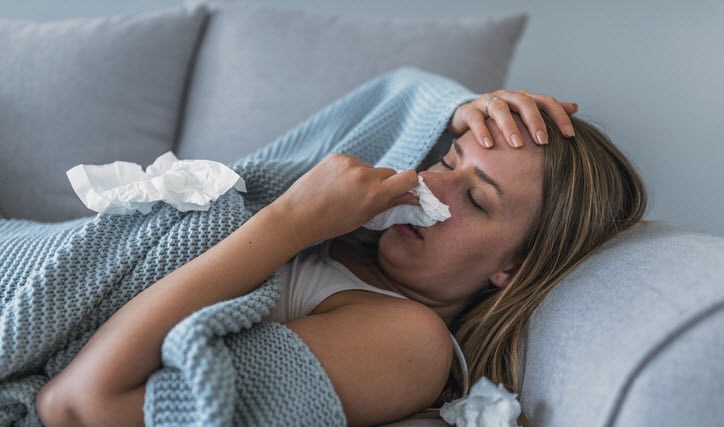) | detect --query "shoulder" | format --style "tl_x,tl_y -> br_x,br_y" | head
283,300 -> 452,426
